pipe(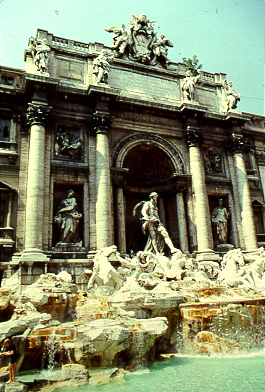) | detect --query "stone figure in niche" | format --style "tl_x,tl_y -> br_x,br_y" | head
55,130 -> 83,160
28,37 -> 51,74
54,190 -> 82,244
181,69 -> 202,102
204,148 -> 222,175
133,192 -> 178,255
222,79 -> 241,111
211,199 -> 231,246
93,50 -> 115,85
104,23 -> 129,57
104,13 -> 173,68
